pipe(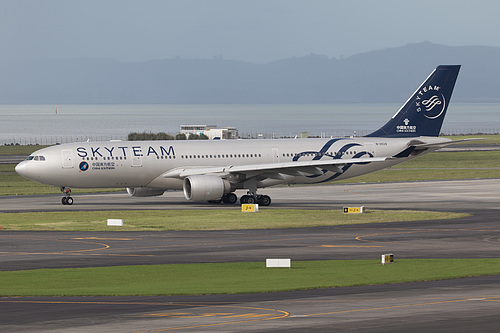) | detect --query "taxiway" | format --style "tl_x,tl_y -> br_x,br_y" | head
1,179 -> 500,332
